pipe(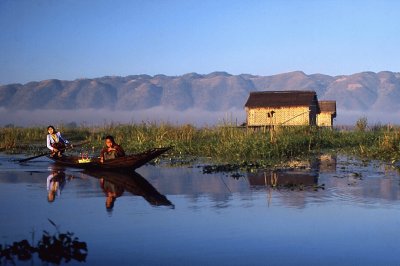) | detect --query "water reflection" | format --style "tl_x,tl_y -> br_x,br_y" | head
319,154 -> 337,173
247,169 -> 318,188
246,154 -> 330,190
246,163 -> 321,208
100,176 -> 124,211
323,156 -> 400,205
245,154 -> 400,208
83,170 -> 174,209
46,168 -> 67,202
1,152 -> 400,210
38,154 -> 400,209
